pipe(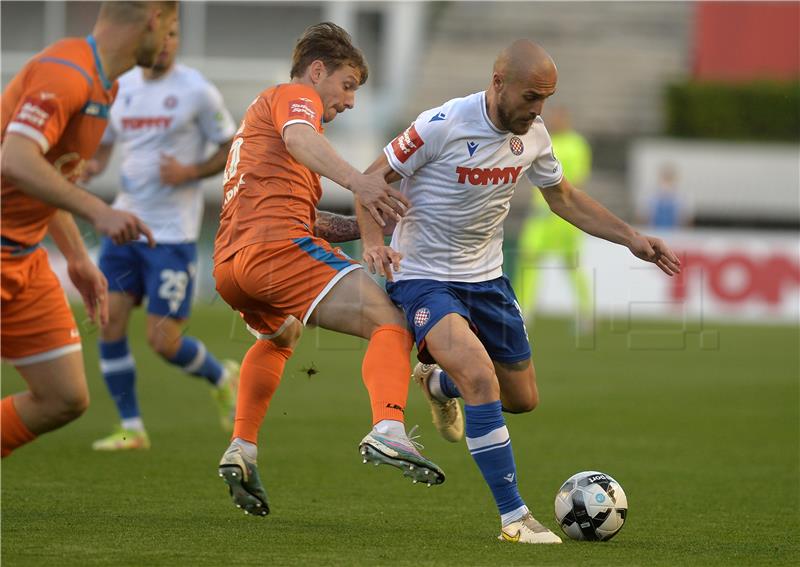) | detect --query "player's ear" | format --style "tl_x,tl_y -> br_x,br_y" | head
492,72 -> 504,93
146,7 -> 162,32
309,60 -> 326,85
